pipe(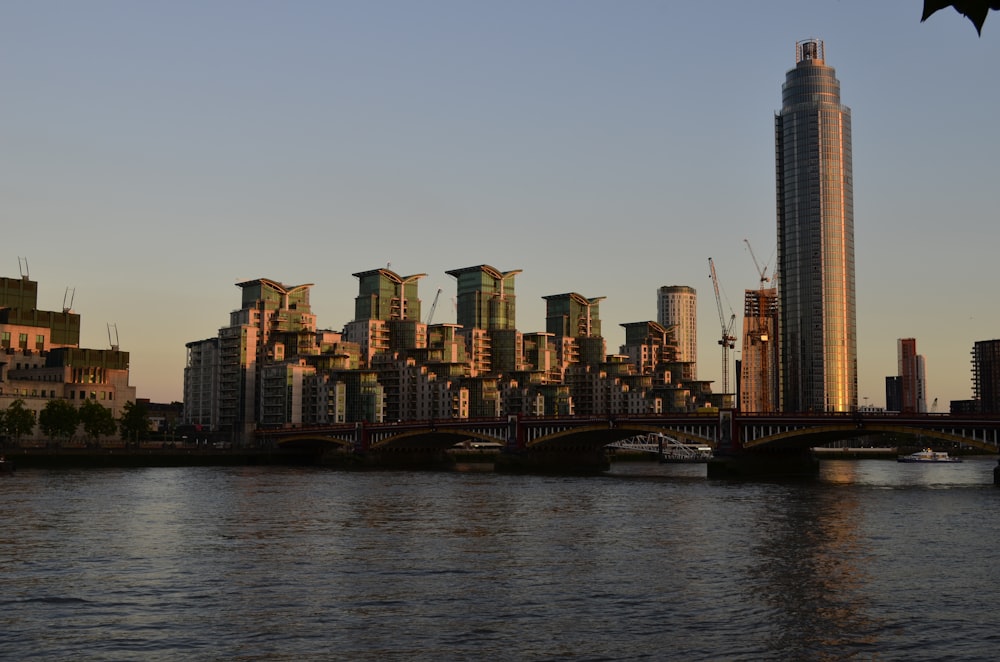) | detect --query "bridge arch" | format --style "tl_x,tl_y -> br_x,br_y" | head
744,424 -> 999,454
368,428 -> 503,451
